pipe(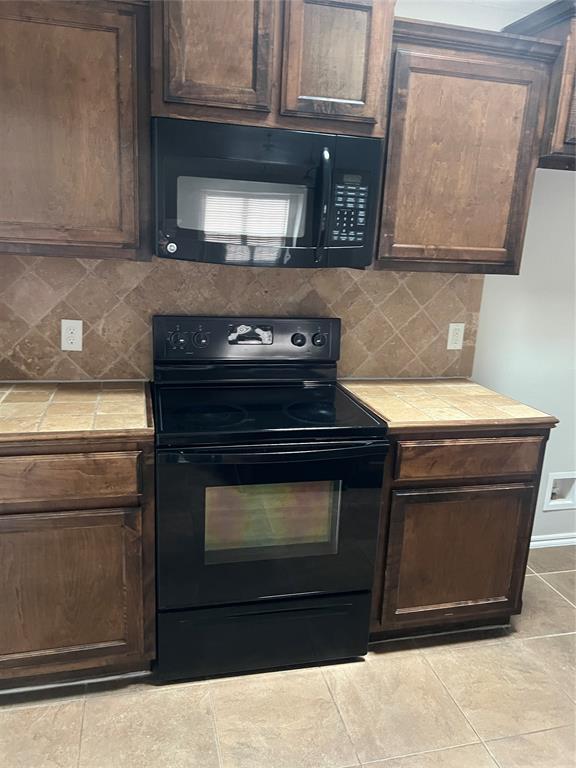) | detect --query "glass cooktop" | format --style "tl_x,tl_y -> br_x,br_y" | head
155,383 -> 384,444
